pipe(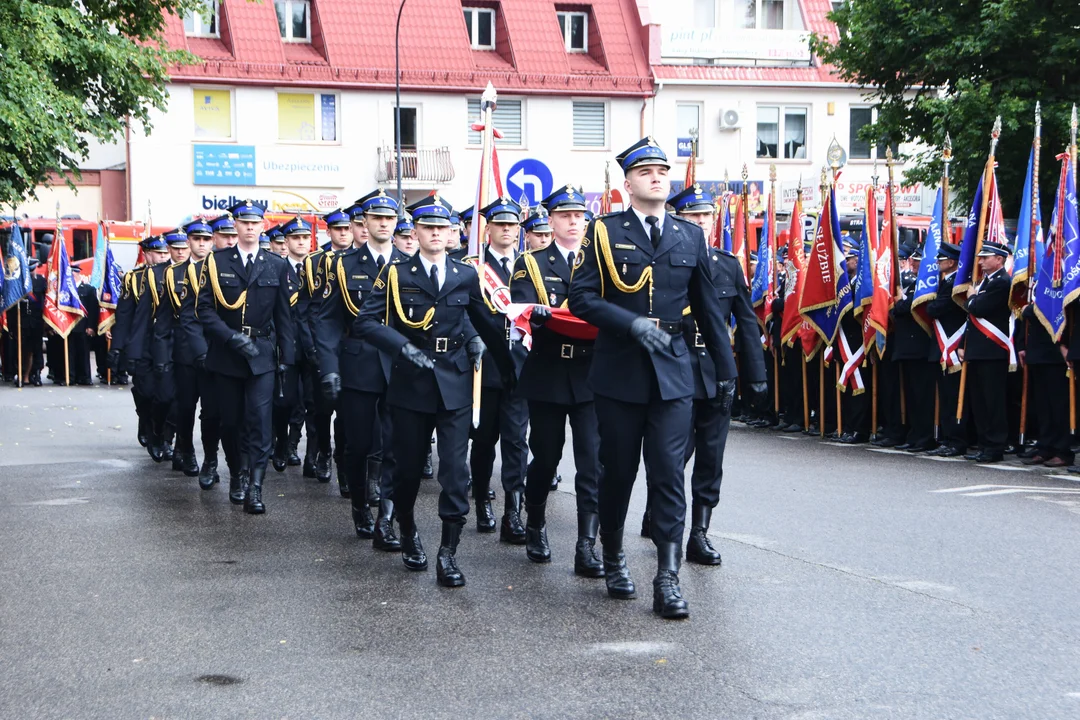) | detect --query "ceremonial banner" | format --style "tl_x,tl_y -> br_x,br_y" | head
1033,154 -> 1080,341
913,187 -> 944,333
866,186 -> 893,353
798,184 -> 851,345
96,232 -> 124,334
43,225 -> 85,338
750,190 -> 776,330
952,173 -> 987,303
1010,146 -> 1044,312
2,224 -> 32,313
